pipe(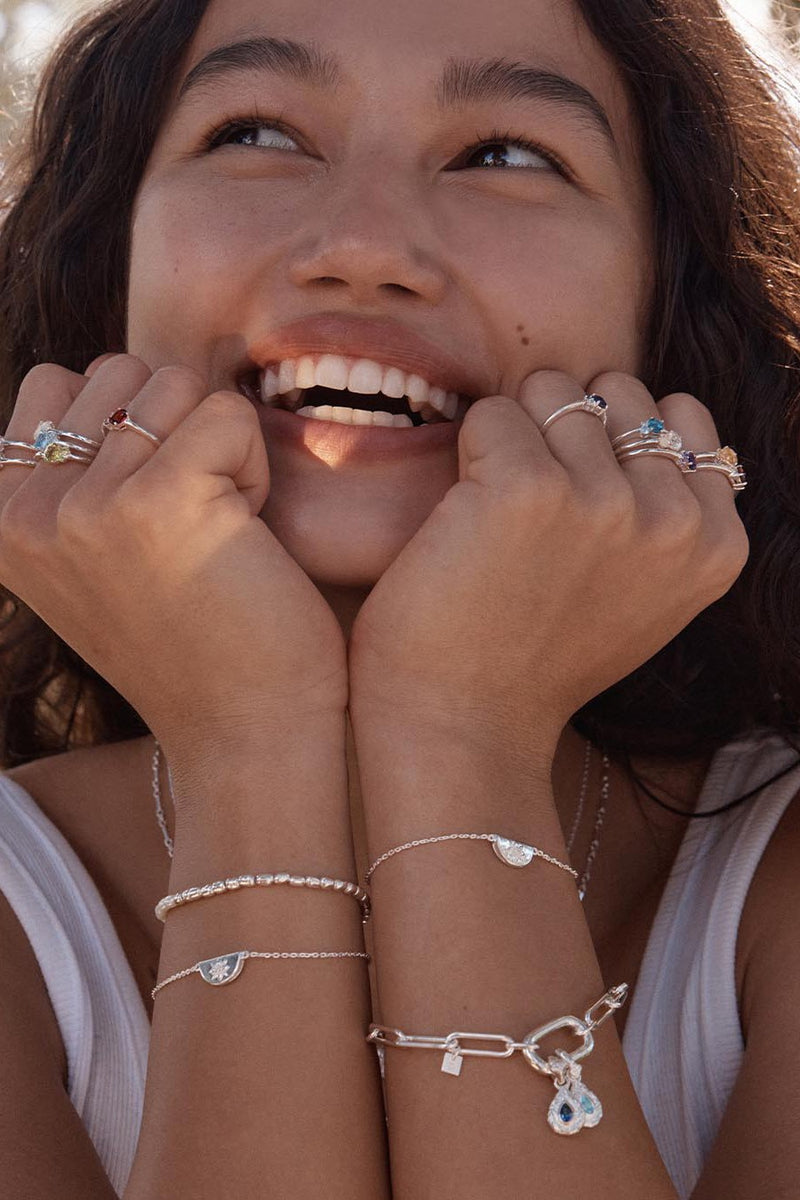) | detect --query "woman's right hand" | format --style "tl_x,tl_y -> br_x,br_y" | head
0,355 -> 348,767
